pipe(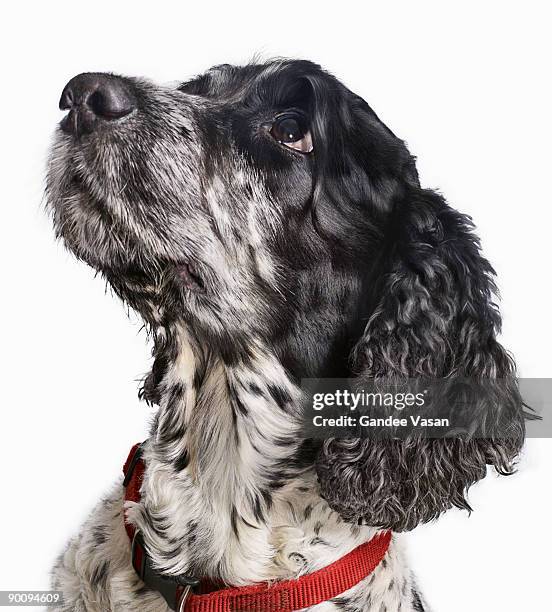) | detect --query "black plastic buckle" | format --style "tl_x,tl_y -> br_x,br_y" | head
131,530 -> 199,611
